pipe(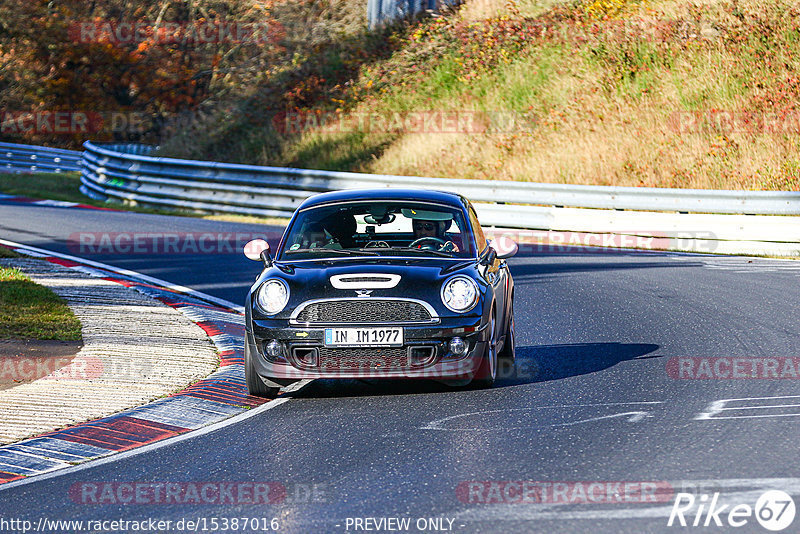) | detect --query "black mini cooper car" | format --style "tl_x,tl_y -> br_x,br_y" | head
243,189 -> 517,397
